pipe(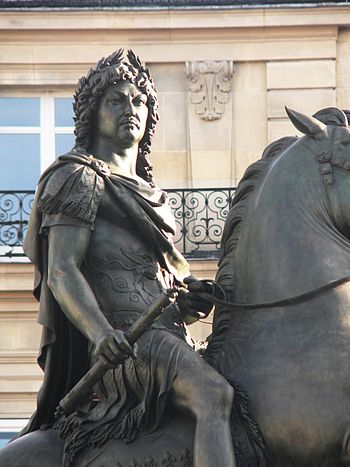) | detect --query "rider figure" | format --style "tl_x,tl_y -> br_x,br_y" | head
23,50 -> 236,467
